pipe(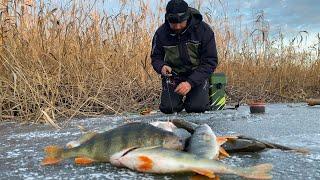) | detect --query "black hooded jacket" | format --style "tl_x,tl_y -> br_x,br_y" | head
151,8 -> 218,87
